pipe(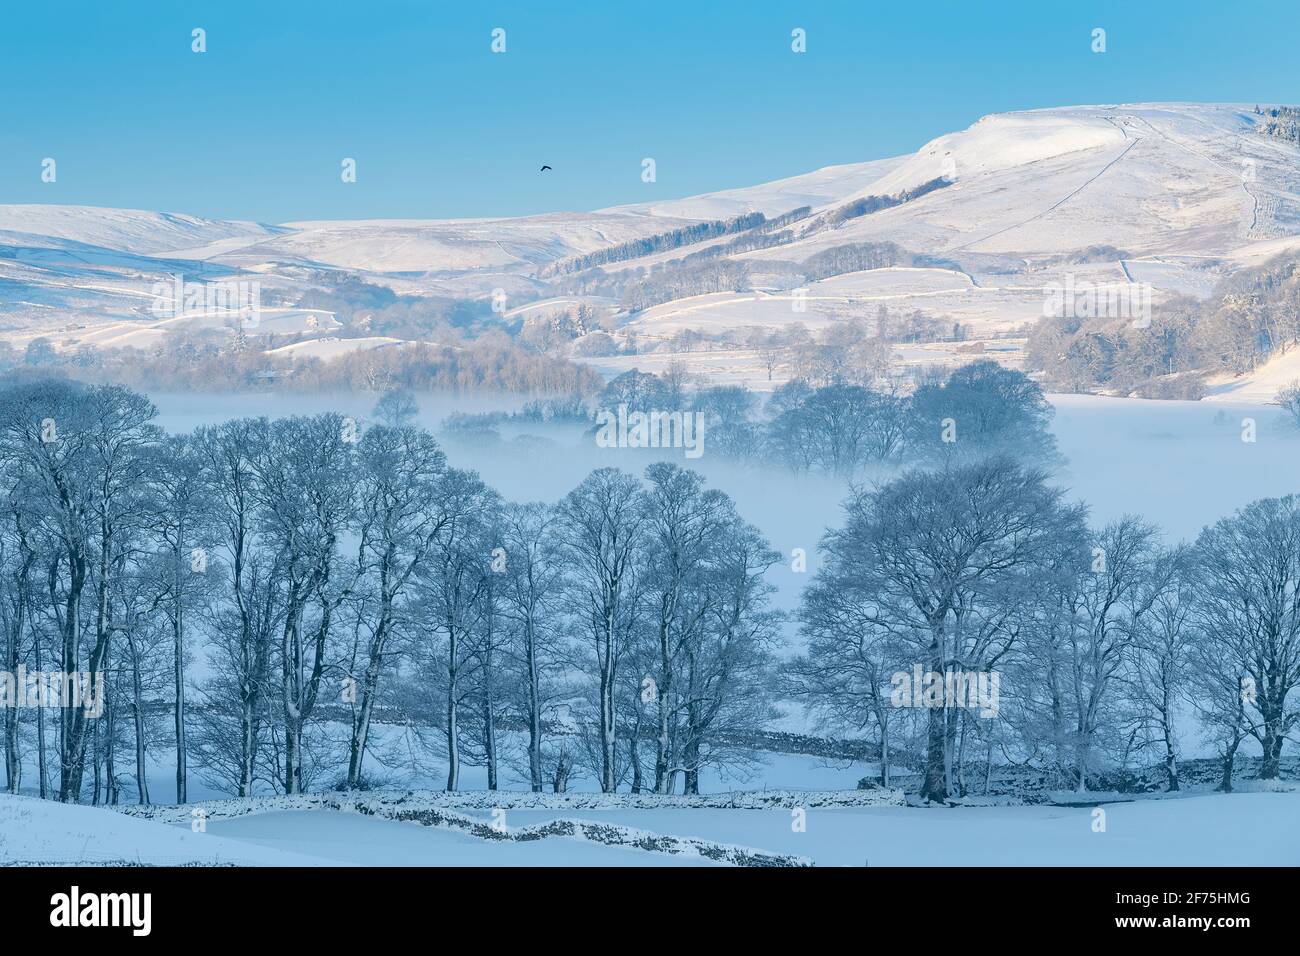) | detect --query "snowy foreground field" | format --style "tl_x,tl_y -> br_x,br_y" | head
3,789 -> 1297,867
